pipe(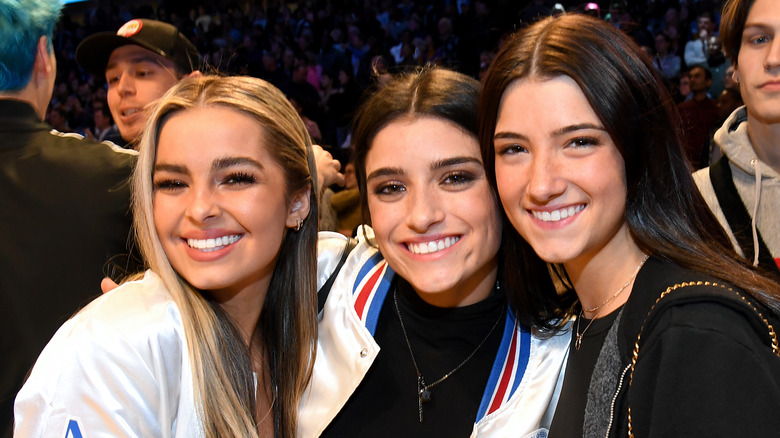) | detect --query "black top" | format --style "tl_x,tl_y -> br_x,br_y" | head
321,277 -> 506,437
549,308 -> 621,437
0,99 -> 137,438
